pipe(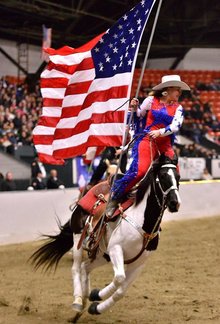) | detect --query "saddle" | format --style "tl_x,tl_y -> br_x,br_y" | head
78,180 -> 133,226
77,180 -> 133,255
